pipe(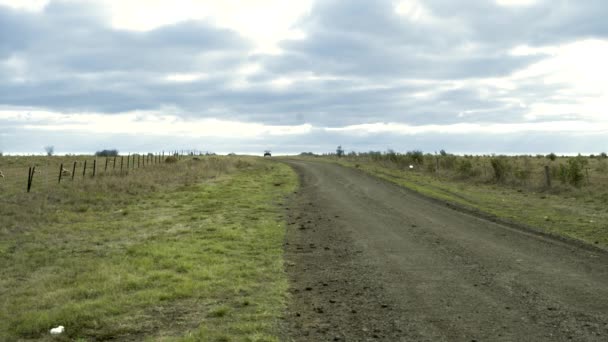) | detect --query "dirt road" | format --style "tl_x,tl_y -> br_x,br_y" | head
280,160 -> 608,342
